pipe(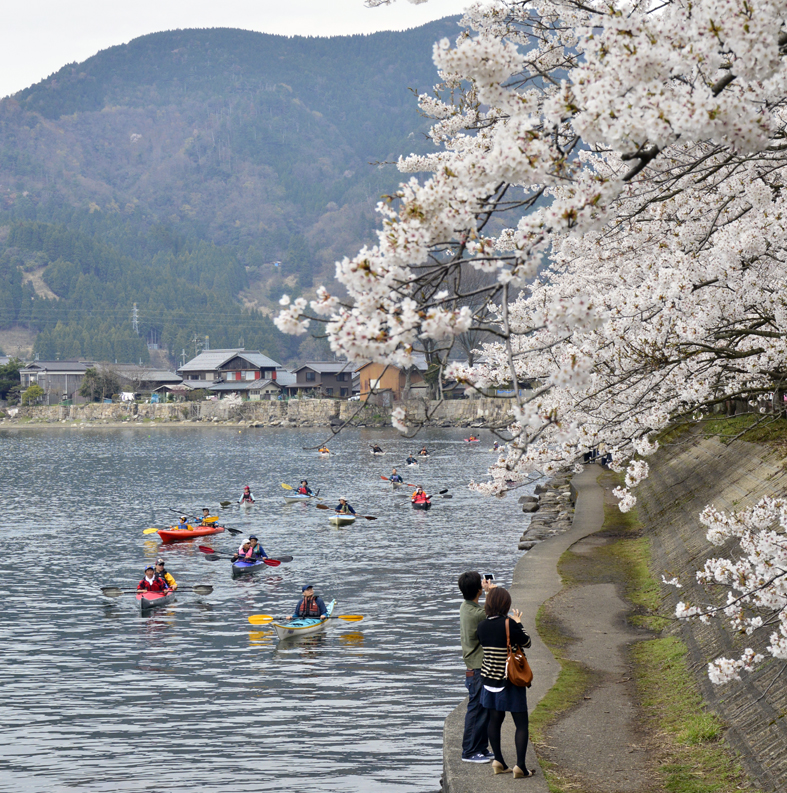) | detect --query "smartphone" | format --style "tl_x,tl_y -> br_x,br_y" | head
483,573 -> 495,582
